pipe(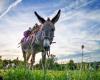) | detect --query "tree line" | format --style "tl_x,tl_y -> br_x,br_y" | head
0,55 -> 100,70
